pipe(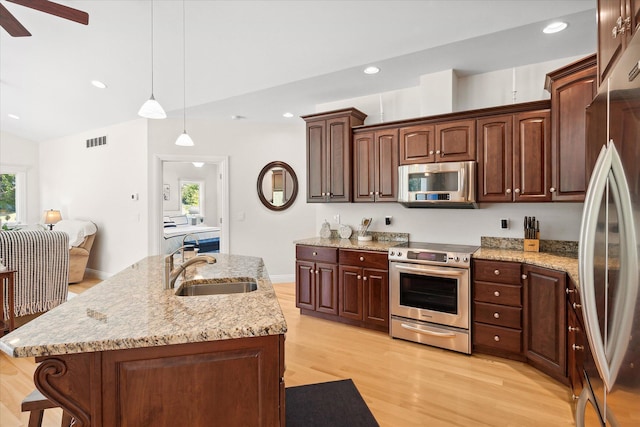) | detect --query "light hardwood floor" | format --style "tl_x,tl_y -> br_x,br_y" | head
0,280 -> 576,426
